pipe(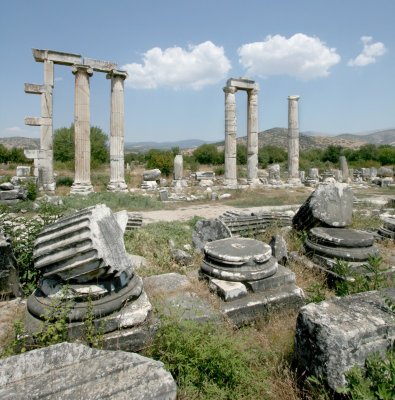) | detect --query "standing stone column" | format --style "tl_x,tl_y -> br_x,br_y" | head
287,95 -> 301,185
224,86 -> 237,185
71,65 -> 94,195
40,60 -> 55,191
107,70 -> 128,192
247,88 -> 259,184
339,156 -> 349,182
